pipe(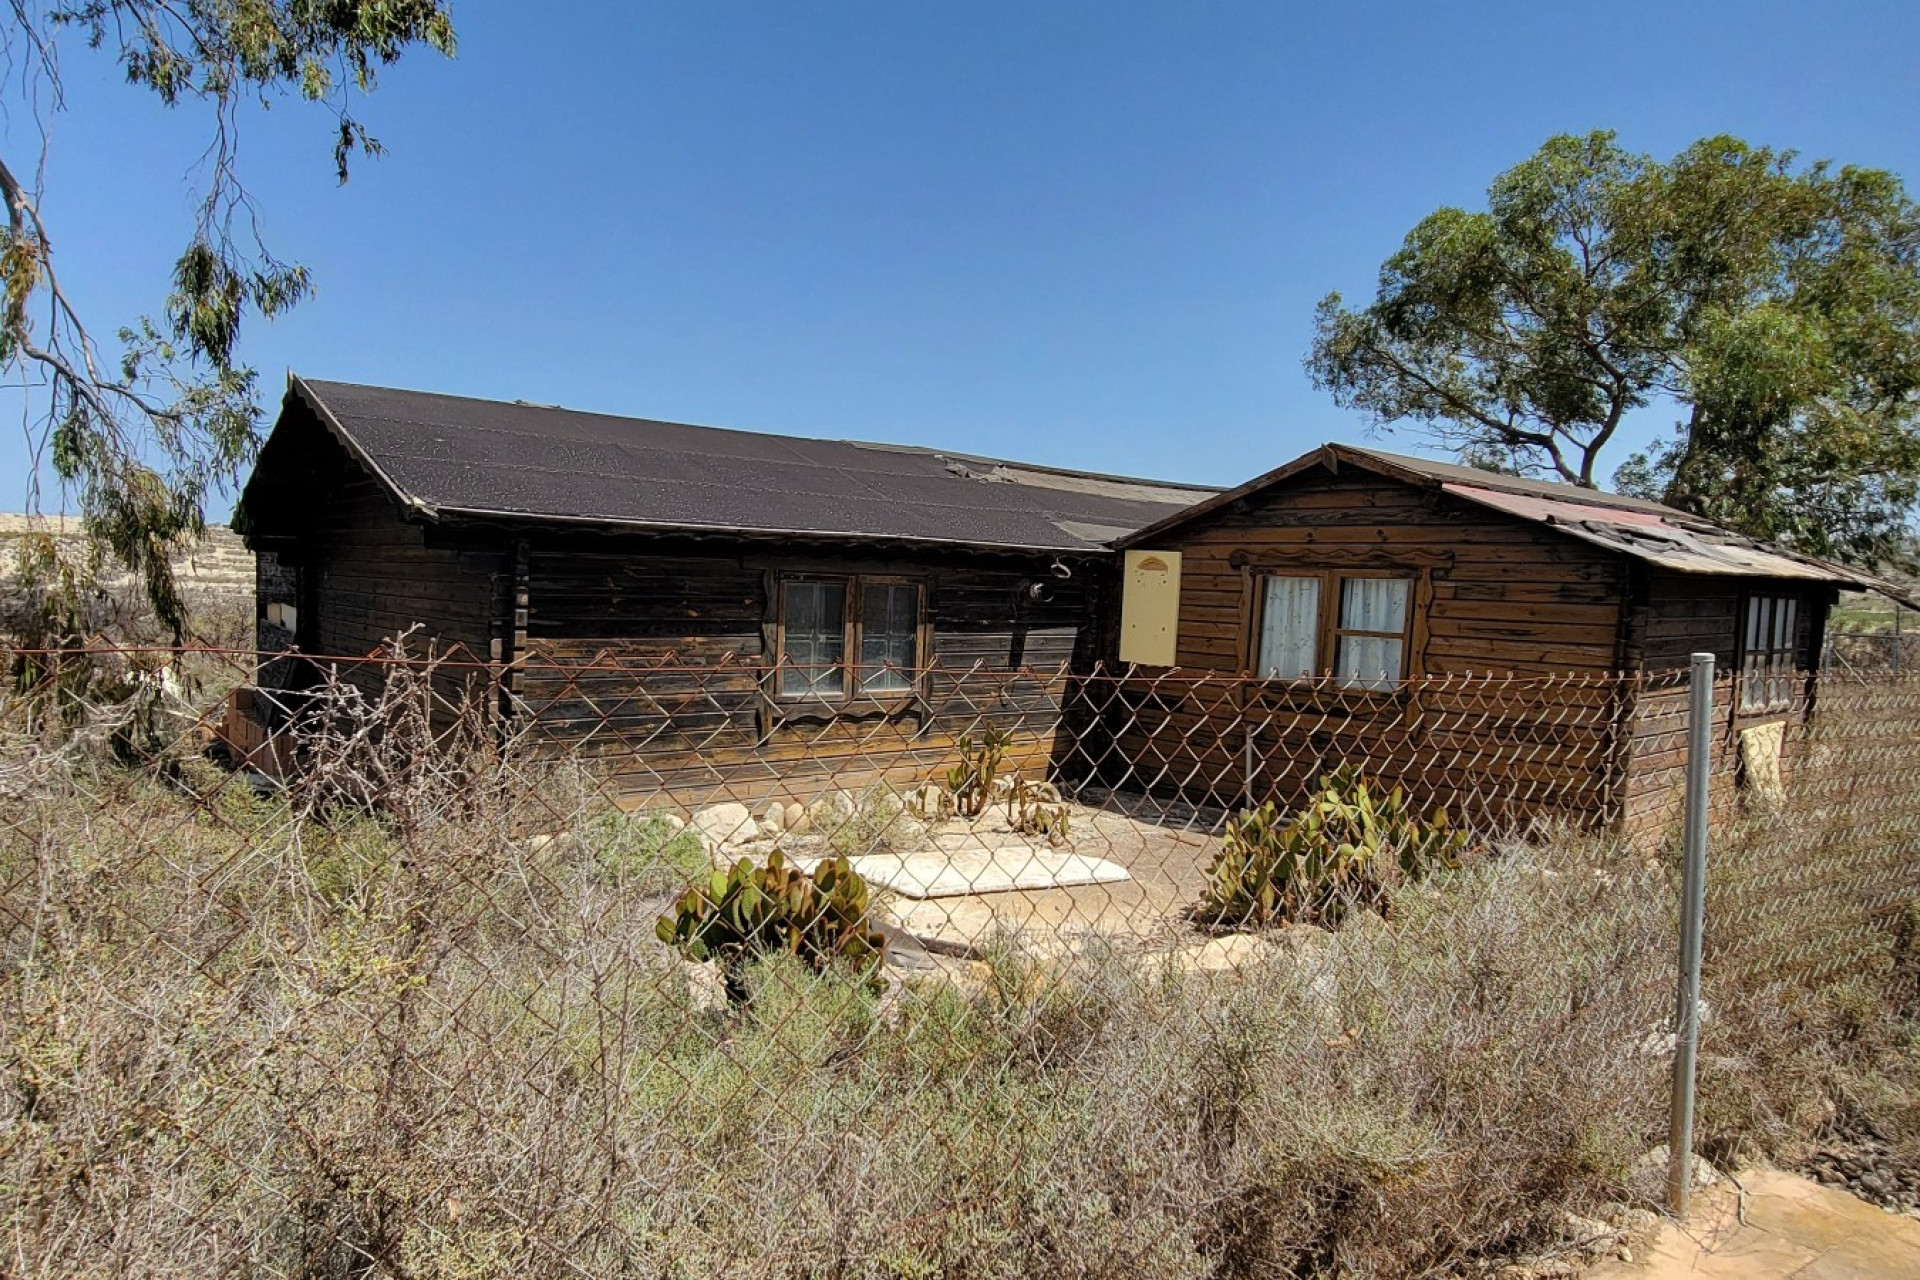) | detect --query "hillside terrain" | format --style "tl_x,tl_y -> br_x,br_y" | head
0,513 -> 254,644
